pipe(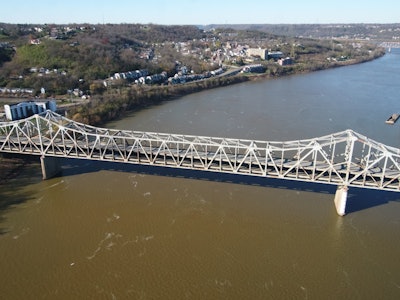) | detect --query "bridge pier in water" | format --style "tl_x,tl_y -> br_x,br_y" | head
334,185 -> 348,216
1,111 -> 399,214
40,156 -> 61,180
